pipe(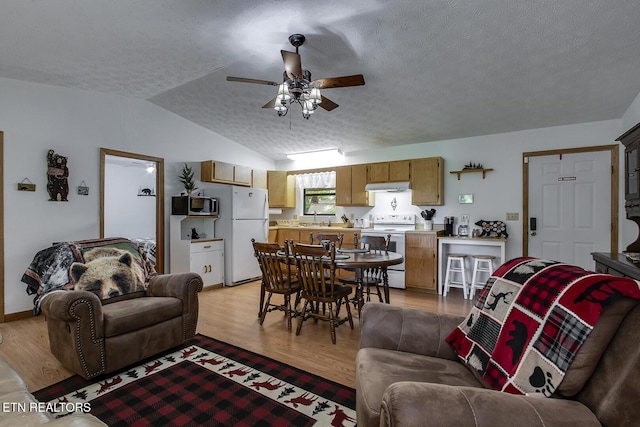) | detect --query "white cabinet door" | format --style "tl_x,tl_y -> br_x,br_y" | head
190,240 -> 224,287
